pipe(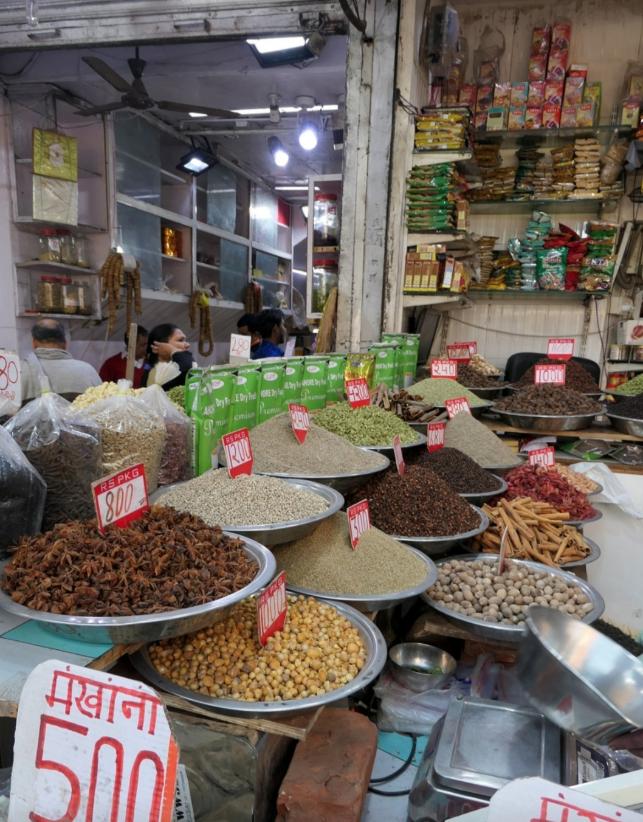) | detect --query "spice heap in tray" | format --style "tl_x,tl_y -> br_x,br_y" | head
149,595 -> 366,702
515,358 -> 600,393
1,508 -> 258,616
444,412 -> 522,469
504,463 -> 598,520
472,497 -> 591,567
457,364 -> 507,389
494,385 -> 602,415
408,447 -> 503,495
313,403 -> 419,446
407,378 -> 488,408
550,464 -> 600,494
610,395 -> 643,420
